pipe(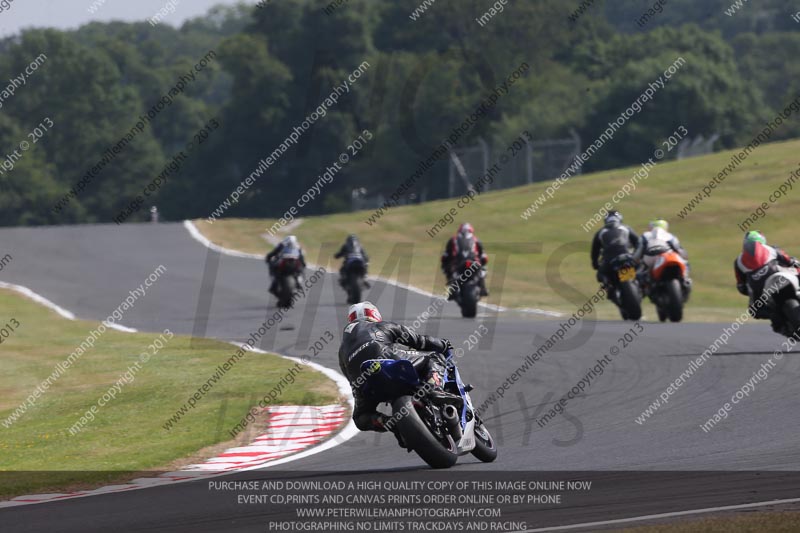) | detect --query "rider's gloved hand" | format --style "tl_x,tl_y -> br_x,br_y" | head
442,339 -> 454,355
736,283 -> 748,296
